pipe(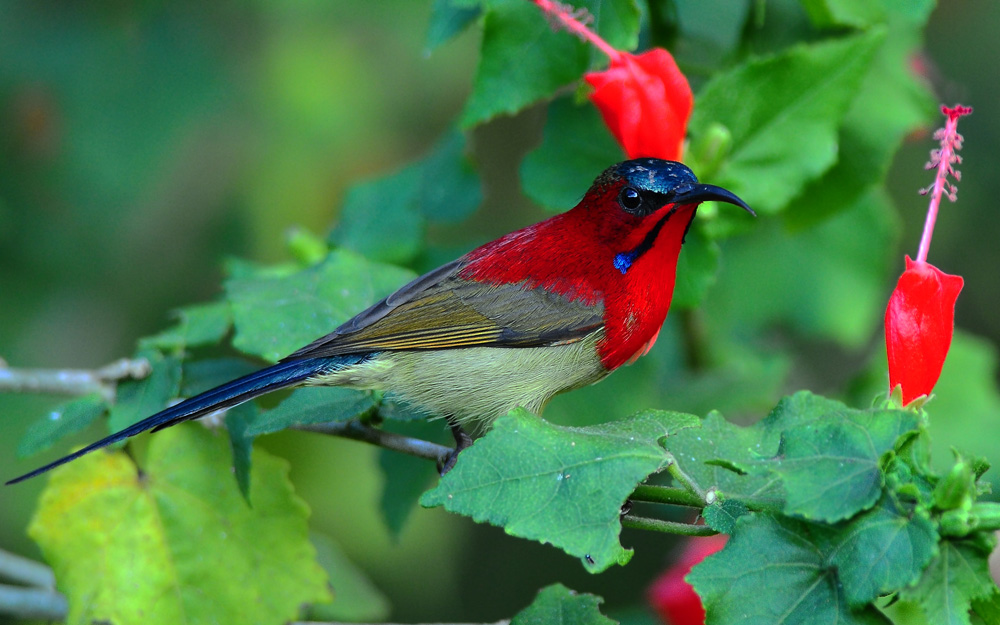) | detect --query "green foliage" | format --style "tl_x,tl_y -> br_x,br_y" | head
8,2 -> 999,625
16,395 -> 108,458
28,424 -> 331,625
690,31 -> 884,216
225,249 -> 414,362
422,408 -> 699,572
510,583 -> 616,625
